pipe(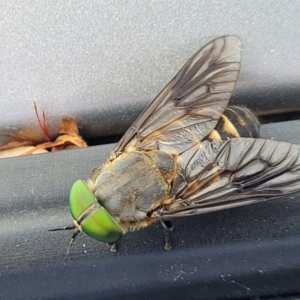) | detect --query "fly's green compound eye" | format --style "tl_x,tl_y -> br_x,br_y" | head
69,180 -> 123,243
81,207 -> 123,243
69,180 -> 95,220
